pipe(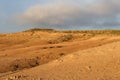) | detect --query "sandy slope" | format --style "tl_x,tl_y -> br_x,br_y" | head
1,41 -> 120,80
0,30 -> 120,80
0,31 -> 119,74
